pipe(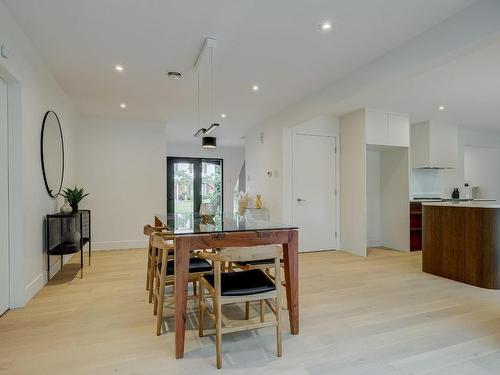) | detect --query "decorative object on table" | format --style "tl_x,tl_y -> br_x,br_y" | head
463,183 -> 472,200
61,216 -> 81,253
255,194 -> 263,209
40,110 -> 64,198
46,210 -> 92,280
452,188 -> 460,199
59,199 -> 72,214
61,185 -> 89,212
199,202 -> 216,224
238,192 -> 249,214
